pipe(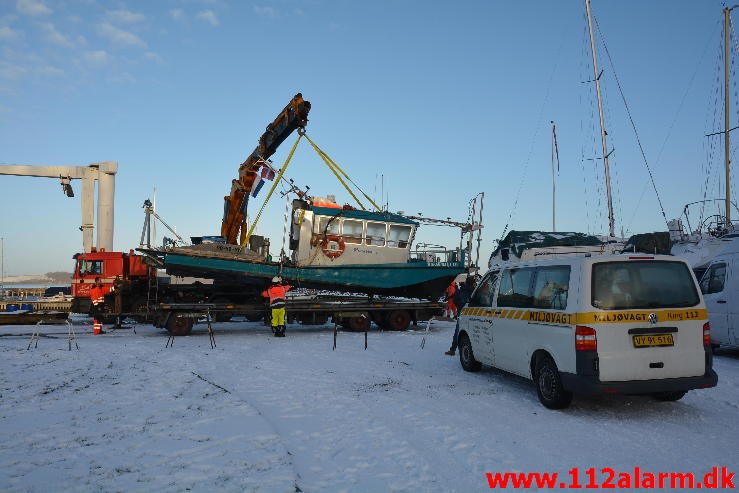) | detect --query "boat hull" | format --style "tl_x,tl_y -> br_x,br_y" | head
164,253 -> 463,299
